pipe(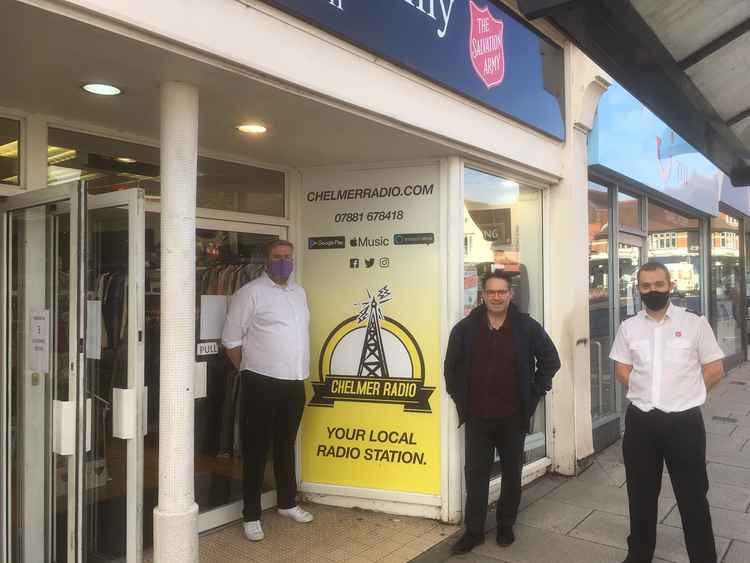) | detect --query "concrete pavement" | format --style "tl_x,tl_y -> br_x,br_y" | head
414,362 -> 750,563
